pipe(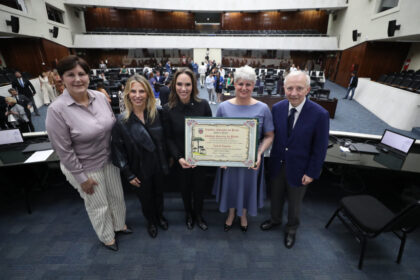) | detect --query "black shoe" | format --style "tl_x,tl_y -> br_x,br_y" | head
116,225 -> 133,234
284,233 -> 296,249
224,223 -> 232,232
186,214 -> 194,230
240,225 -> 248,232
148,224 -> 158,238
35,113 -> 41,116
260,220 -> 281,231
158,216 -> 169,230
196,216 -> 208,231
103,241 -> 118,251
